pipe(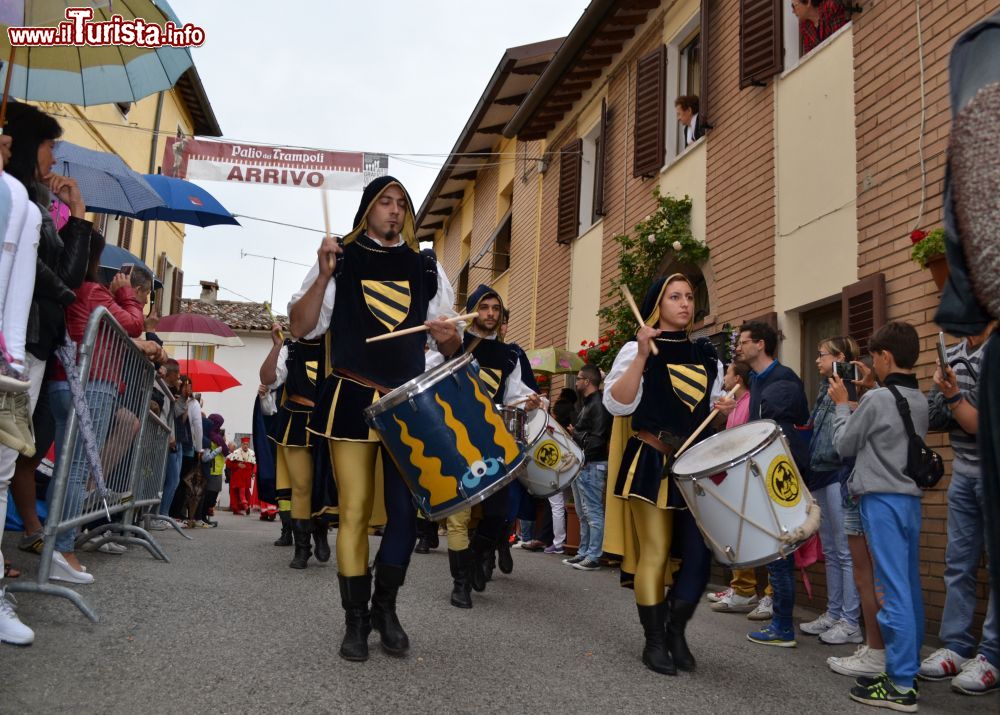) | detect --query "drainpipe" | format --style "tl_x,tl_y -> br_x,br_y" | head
140,90 -> 165,263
